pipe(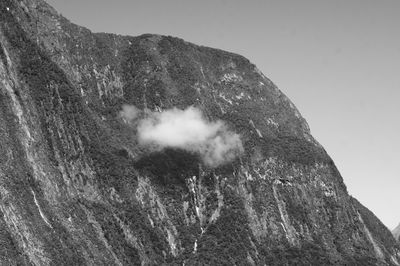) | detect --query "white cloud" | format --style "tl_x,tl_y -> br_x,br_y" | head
128,106 -> 243,167
119,104 -> 139,123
